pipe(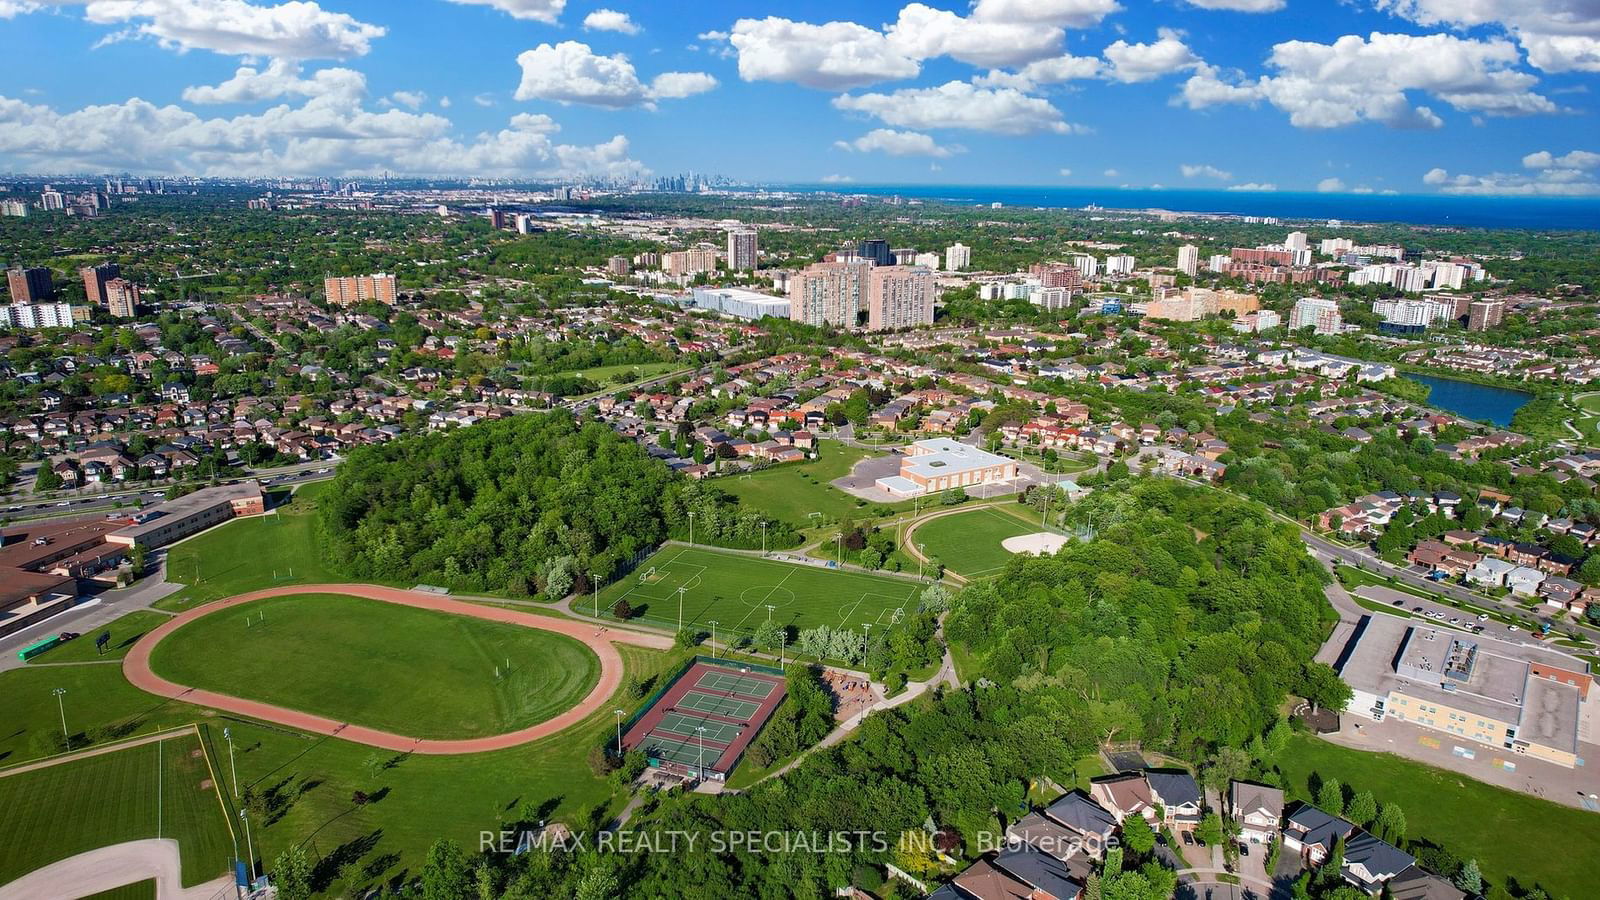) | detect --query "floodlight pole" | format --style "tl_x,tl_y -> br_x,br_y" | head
835,534 -> 842,567
240,810 -> 256,884
695,726 -> 706,781
688,511 -> 695,547
765,604 -> 774,626
592,574 -> 599,619
709,620 -> 719,659
614,709 -> 624,756
677,586 -> 686,632
760,521 -> 768,556
224,726 -> 239,798
52,688 -> 68,749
